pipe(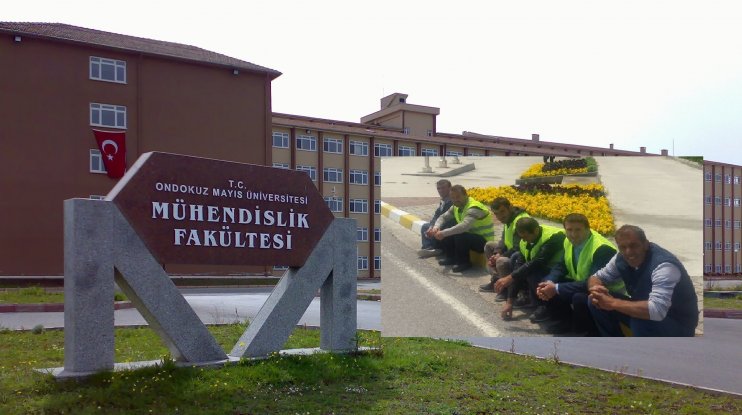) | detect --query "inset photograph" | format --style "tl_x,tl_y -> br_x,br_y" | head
381,156 -> 703,337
